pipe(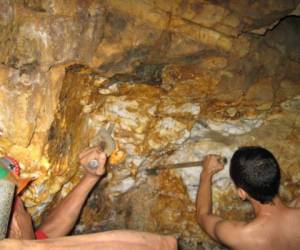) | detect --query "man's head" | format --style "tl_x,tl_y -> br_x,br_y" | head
230,146 -> 281,204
